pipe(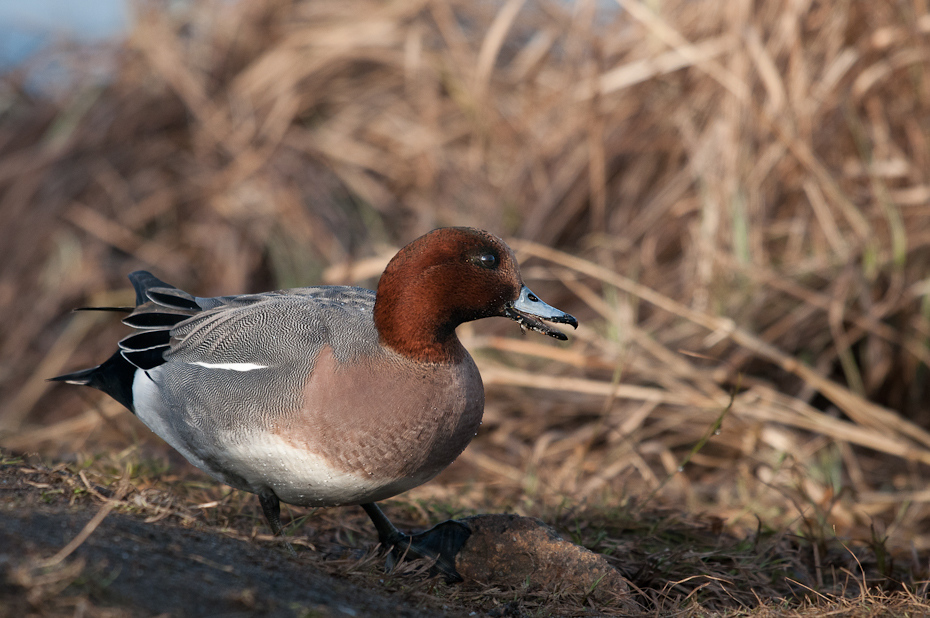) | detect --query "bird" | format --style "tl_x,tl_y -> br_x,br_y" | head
51,227 -> 577,580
